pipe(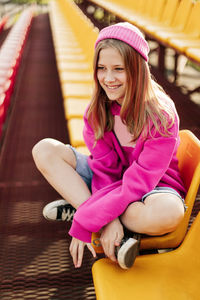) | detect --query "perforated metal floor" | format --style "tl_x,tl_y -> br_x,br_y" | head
0,13 -> 96,300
